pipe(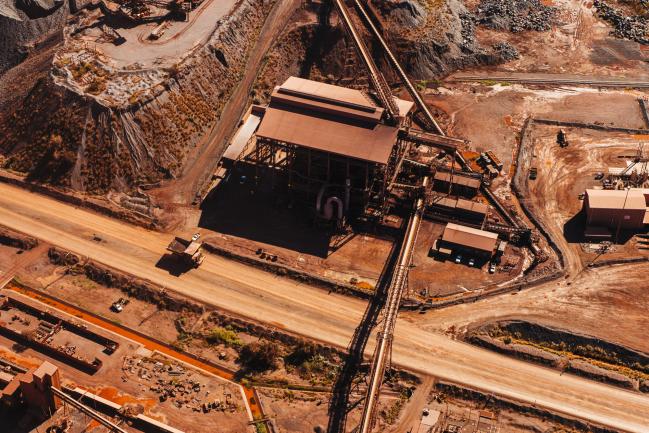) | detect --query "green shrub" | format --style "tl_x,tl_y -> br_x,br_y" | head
205,326 -> 242,348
